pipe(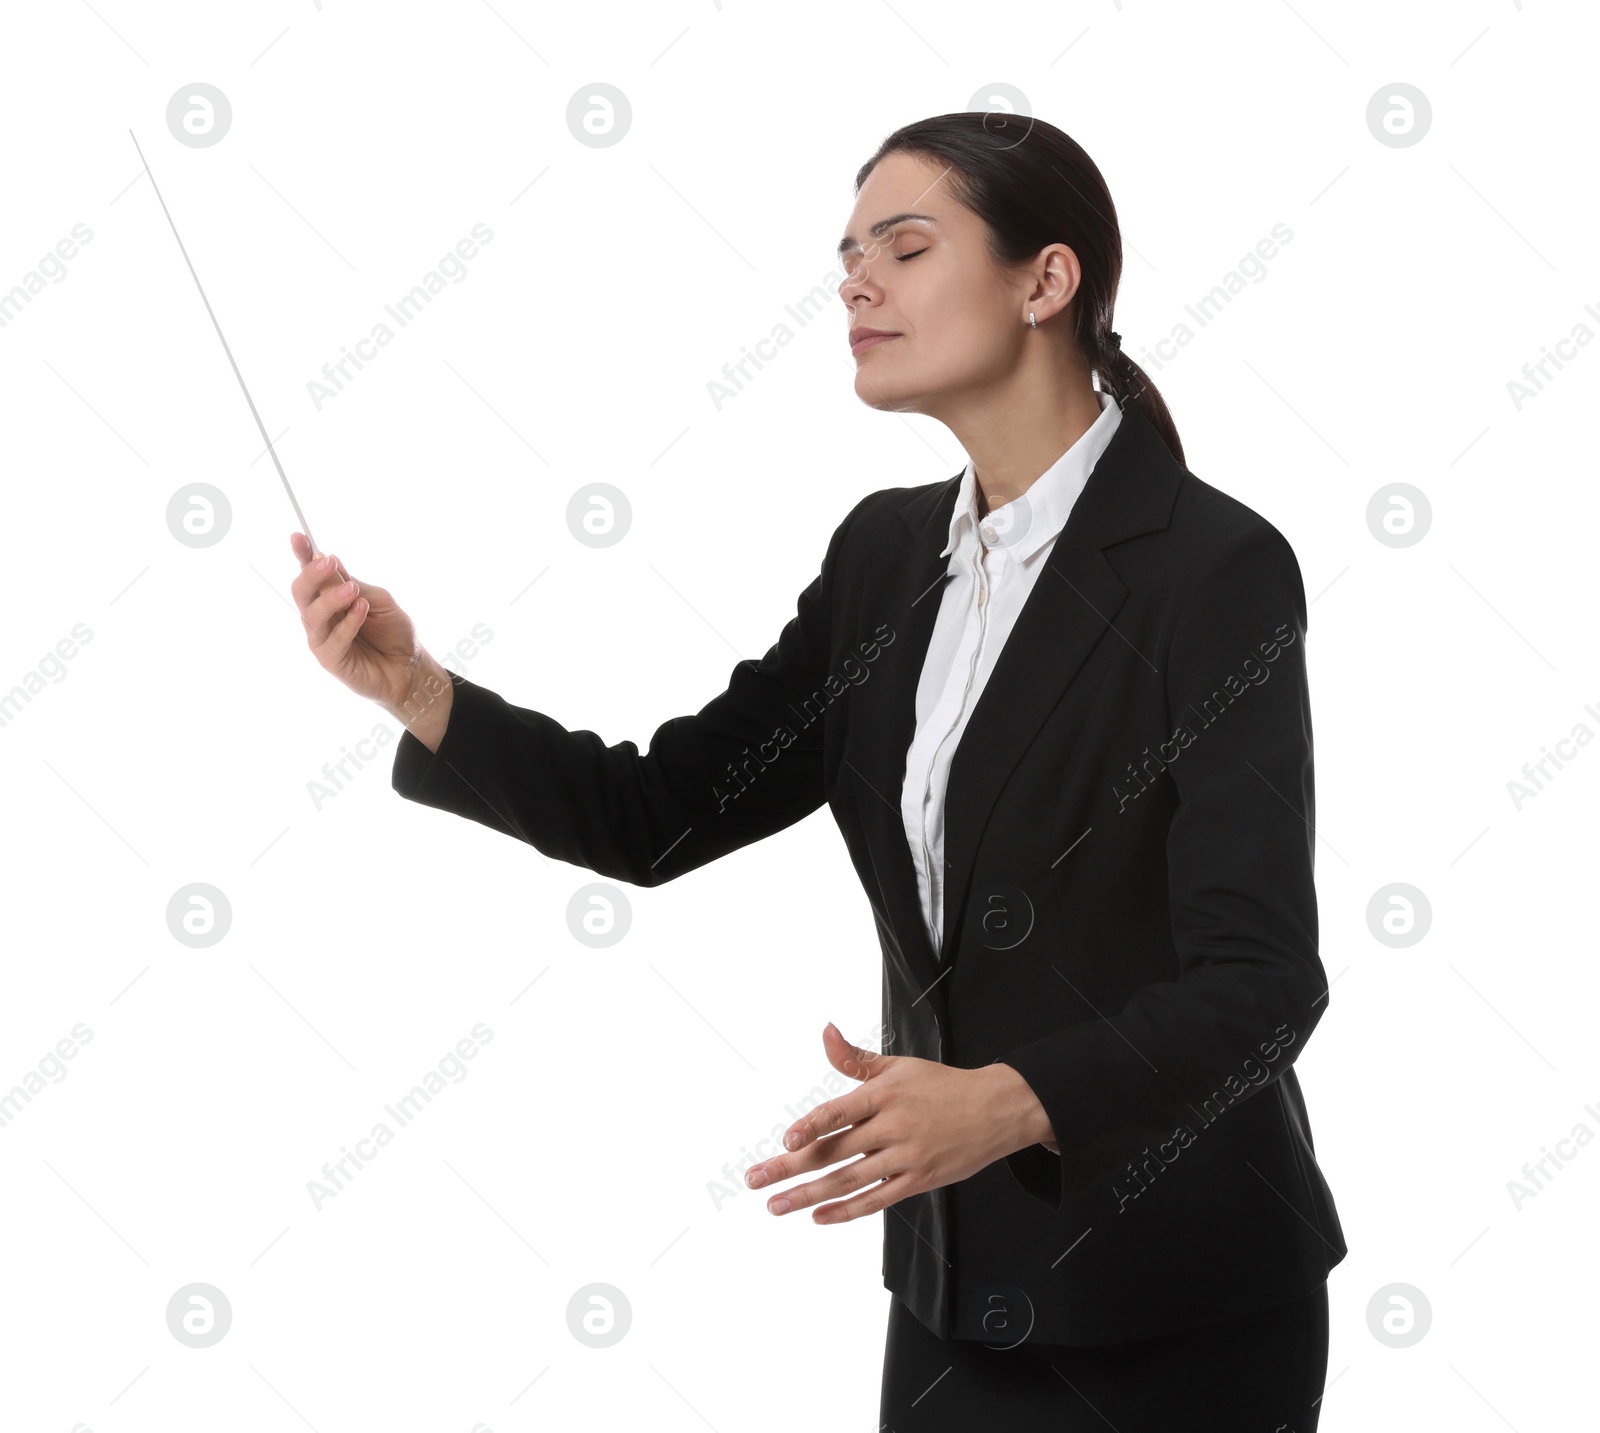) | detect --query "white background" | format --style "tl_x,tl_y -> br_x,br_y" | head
1,1 -> 1594,1428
